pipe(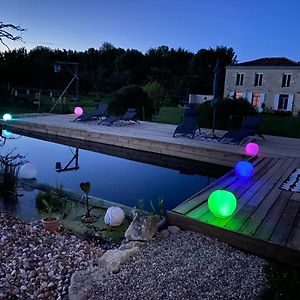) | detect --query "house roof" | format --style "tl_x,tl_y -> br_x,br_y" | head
233,57 -> 300,67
